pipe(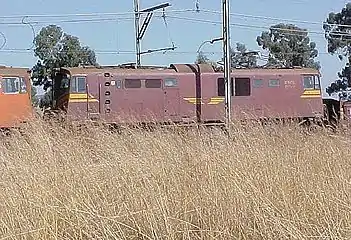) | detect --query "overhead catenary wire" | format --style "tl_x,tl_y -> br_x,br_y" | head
0,10 -> 349,43
165,15 -> 351,38
0,8 -> 349,59
0,25 -> 347,57
0,32 -> 6,50
201,9 -> 351,29
21,16 -> 36,50
0,7 -> 345,28
162,8 -> 176,50
0,17 -> 136,25
0,14 -> 348,40
0,7 -> 350,30
0,9 -> 196,19
0,48 -> 335,55
0,16 -> 342,57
